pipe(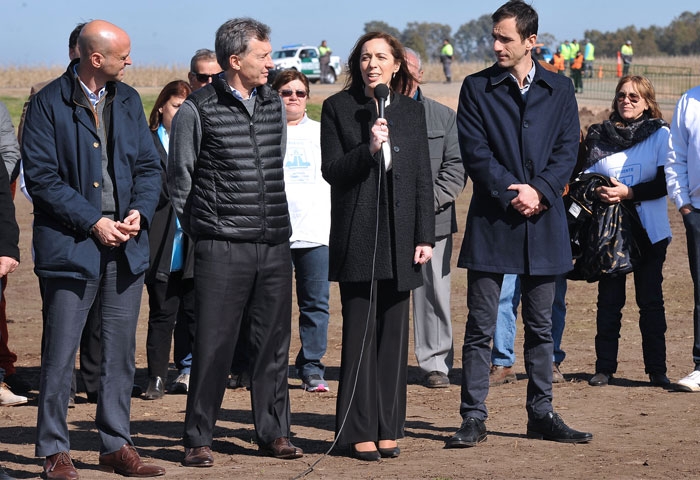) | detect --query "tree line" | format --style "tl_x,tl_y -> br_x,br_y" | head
364,10 -> 700,63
